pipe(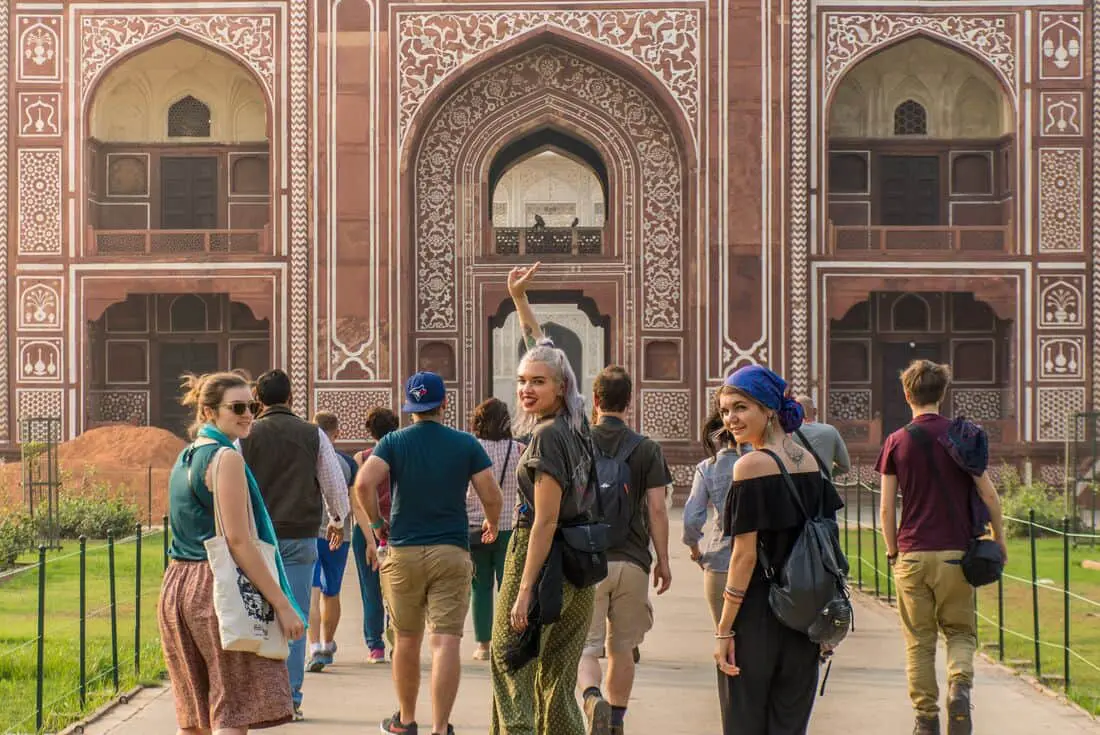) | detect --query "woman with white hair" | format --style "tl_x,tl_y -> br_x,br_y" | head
489,263 -> 596,735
